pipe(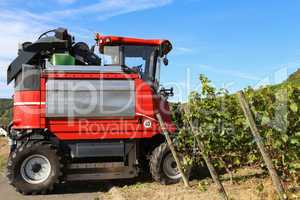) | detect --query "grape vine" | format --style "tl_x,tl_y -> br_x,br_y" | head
172,74 -> 300,182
